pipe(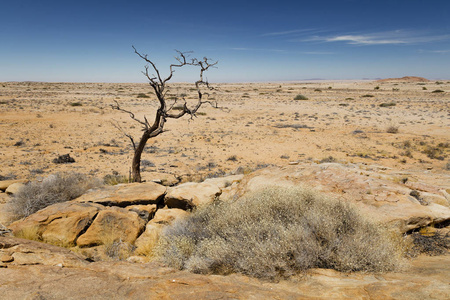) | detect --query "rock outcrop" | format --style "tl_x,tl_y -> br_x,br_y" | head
4,182 -> 26,195
1,165 -> 450,299
0,179 -> 27,192
8,202 -> 103,246
376,76 -> 430,82
74,182 -> 166,207
0,236 -> 88,268
134,208 -> 189,255
164,181 -> 222,209
76,206 -> 146,247
0,236 -> 449,299
226,163 -> 450,233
